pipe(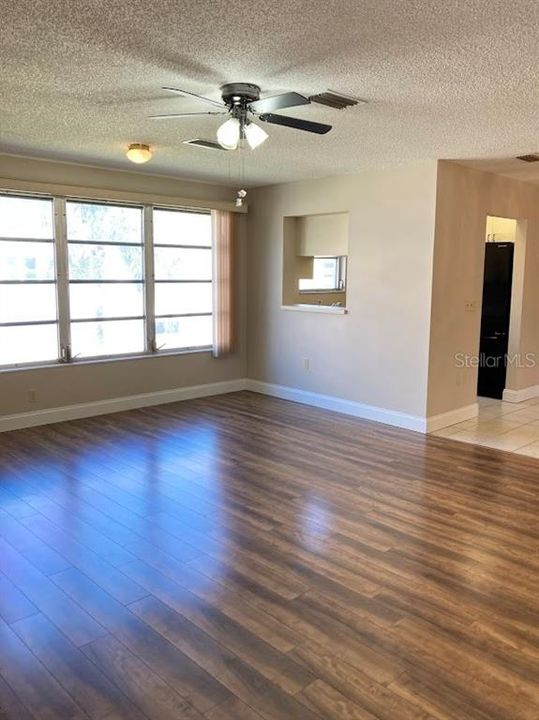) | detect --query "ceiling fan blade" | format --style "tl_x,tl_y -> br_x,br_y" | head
162,86 -> 224,108
259,113 -> 332,135
183,139 -> 229,151
149,111 -> 226,119
249,92 -> 310,114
